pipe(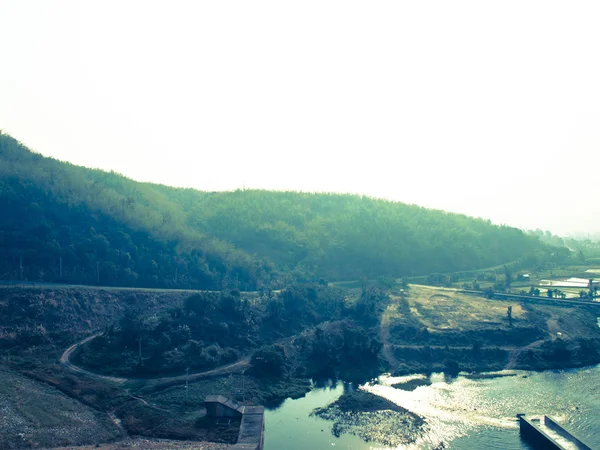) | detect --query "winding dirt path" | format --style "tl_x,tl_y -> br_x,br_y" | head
380,299 -> 401,371
60,333 -> 128,384
59,333 -> 250,387
505,339 -> 545,370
